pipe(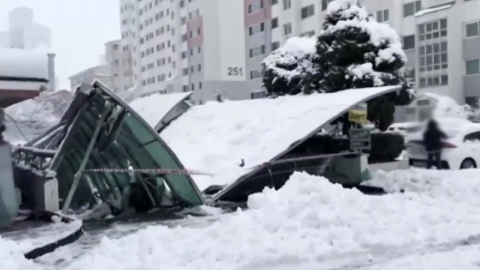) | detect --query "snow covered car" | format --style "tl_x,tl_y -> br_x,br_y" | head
407,119 -> 480,169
